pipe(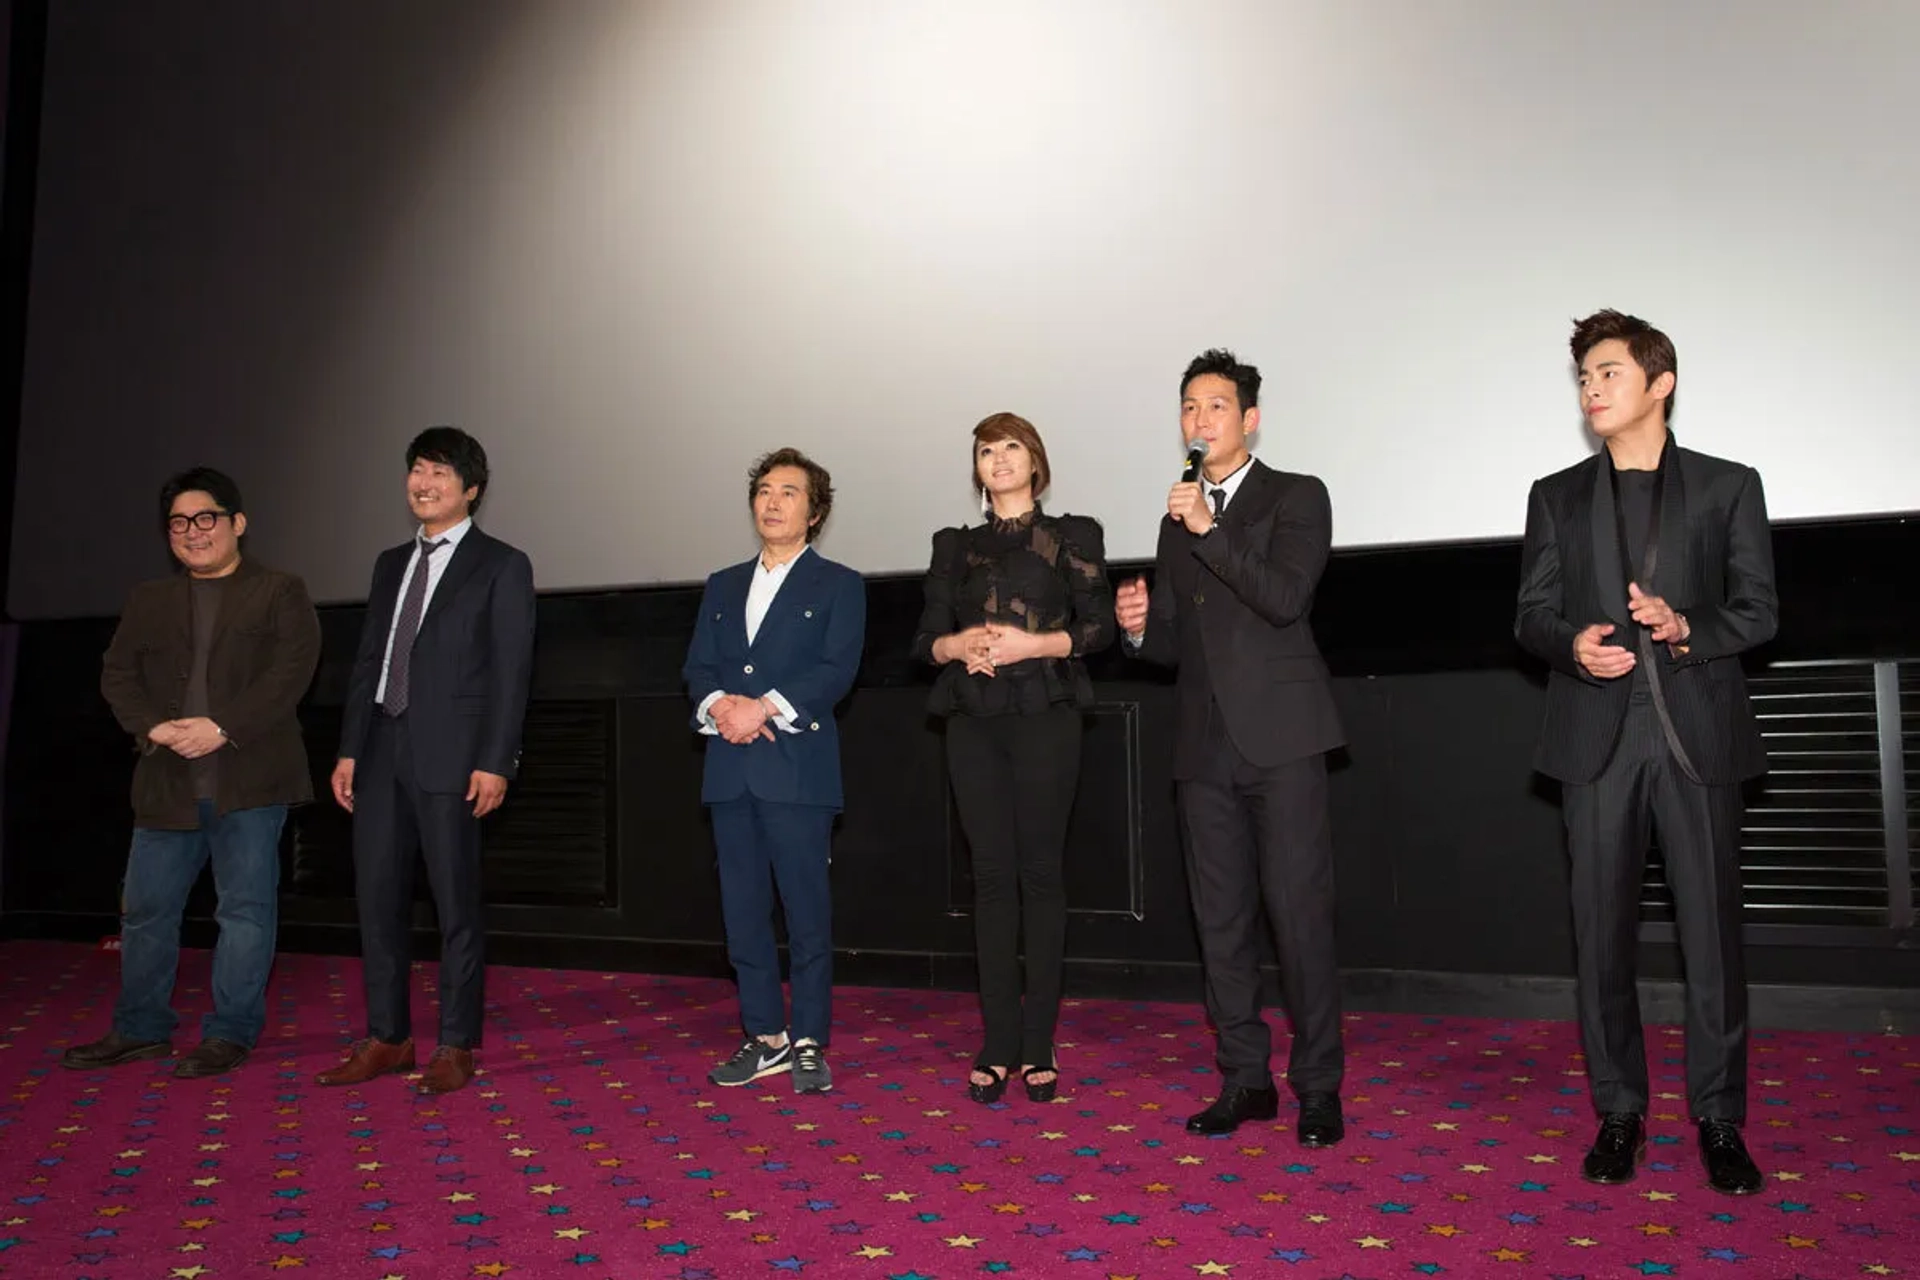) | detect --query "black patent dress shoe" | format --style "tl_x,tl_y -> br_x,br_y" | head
1296,1091 -> 1345,1148
1186,1083 -> 1280,1135
1698,1119 -> 1764,1195
174,1038 -> 250,1079
60,1031 -> 172,1070
1581,1112 -> 1646,1184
